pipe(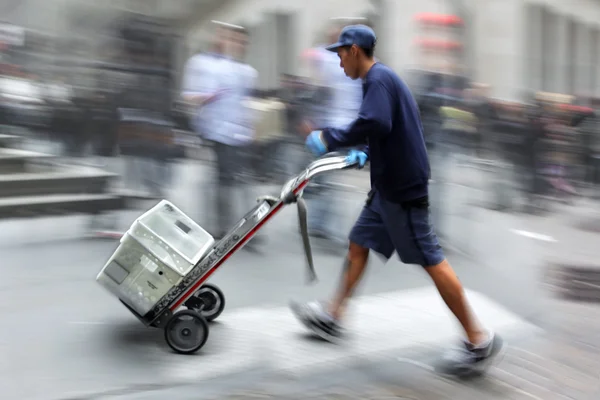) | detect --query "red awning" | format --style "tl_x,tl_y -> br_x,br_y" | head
414,13 -> 463,26
415,38 -> 463,50
300,48 -> 324,64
